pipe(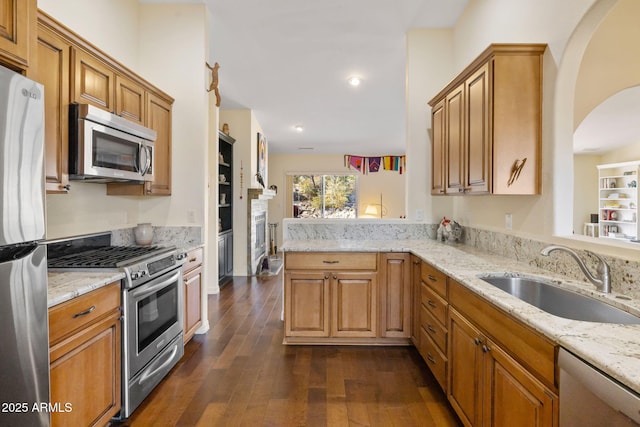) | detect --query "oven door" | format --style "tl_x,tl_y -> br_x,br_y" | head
125,267 -> 183,377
